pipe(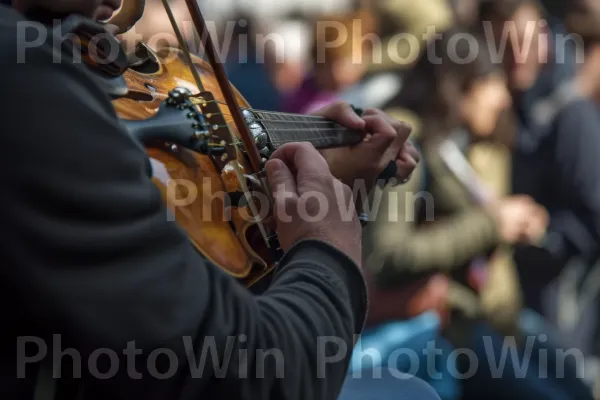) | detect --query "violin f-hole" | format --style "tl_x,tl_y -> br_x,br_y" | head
122,90 -> 155,102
